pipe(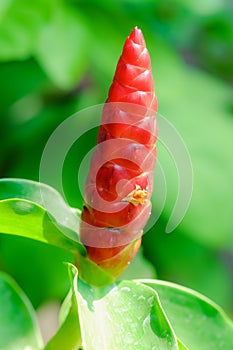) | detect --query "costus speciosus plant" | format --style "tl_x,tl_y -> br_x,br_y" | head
80,27 -> 158,277
0,27 -> 233,350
